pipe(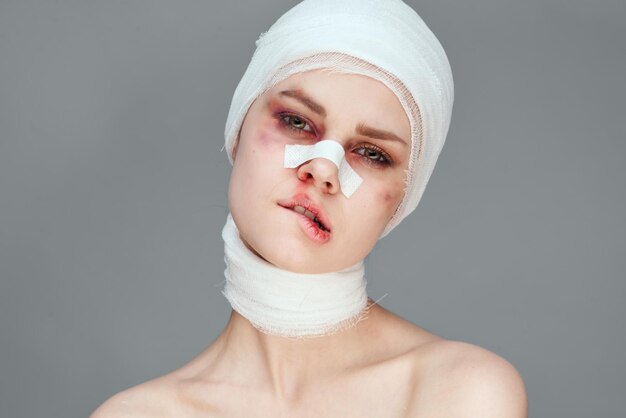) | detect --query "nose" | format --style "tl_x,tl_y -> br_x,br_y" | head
296,157 -> 341,195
